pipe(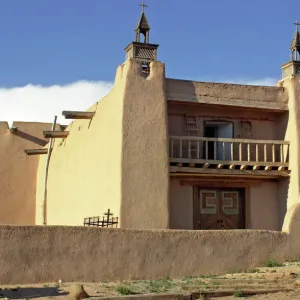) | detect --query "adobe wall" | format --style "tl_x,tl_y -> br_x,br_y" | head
166,79 -> 288,110
276,77 -> 300,210
36,59 -> 170,229
0,121 -> 53,225
35,87 -> 123,226
169,178 -> 281,230
3,201 -> 300,284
